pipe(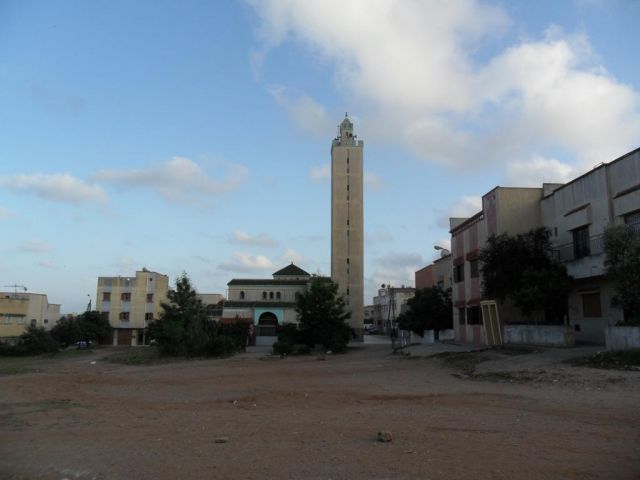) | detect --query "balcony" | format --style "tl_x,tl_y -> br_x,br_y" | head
552,234 -> 604,263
